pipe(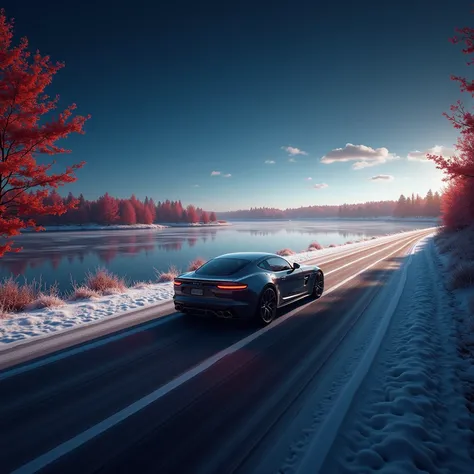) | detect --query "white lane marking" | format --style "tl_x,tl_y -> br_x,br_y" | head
0,313 -> 181,382
324,235 -> 414,276
0,231 -> 429,381
11,234 -> 425,474
294,235 -> 432,474
304,229 -> 431,267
